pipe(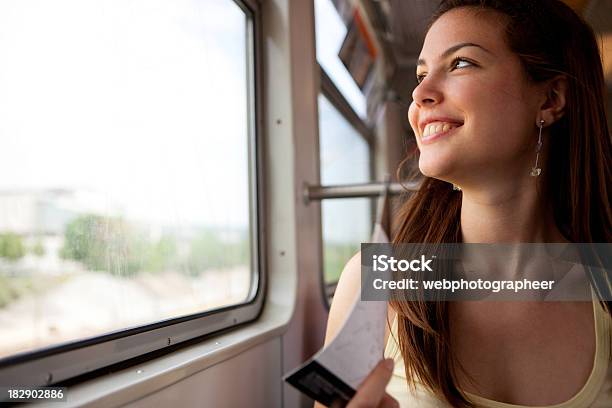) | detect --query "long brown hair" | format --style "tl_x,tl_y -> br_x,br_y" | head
390,1 -> 612,406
